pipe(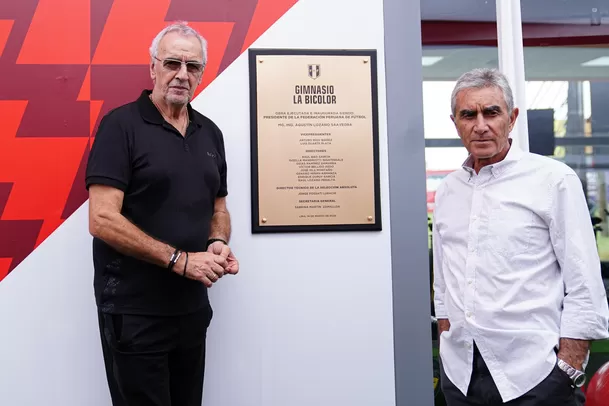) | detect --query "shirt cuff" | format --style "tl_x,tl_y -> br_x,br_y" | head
434,302 -> 447,319
560,310 -> 609,340
85,175 -> 128,192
